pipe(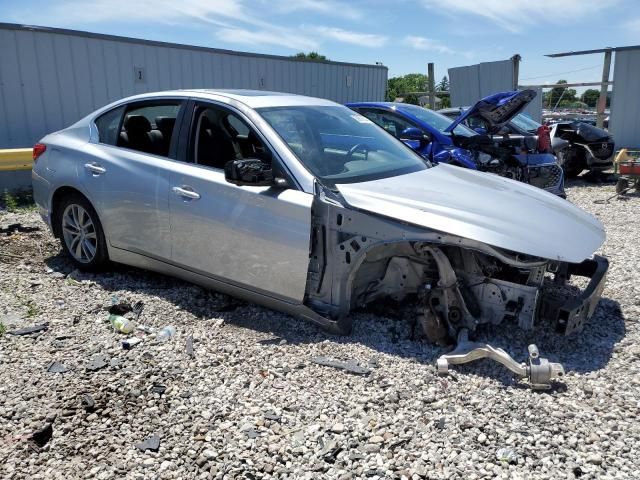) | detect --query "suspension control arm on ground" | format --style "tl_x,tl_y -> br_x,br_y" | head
436,329 -> 565,390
